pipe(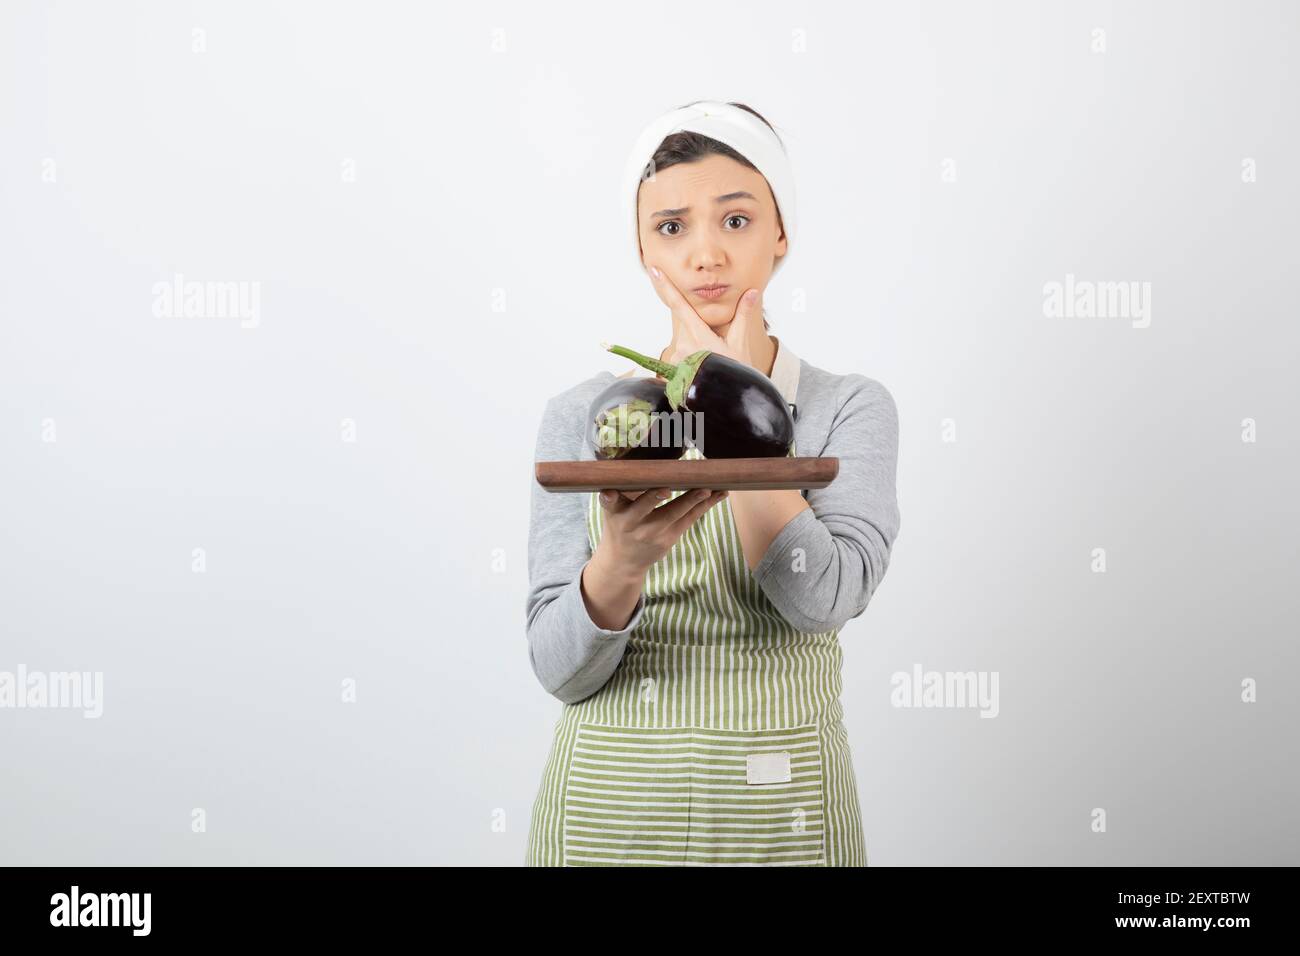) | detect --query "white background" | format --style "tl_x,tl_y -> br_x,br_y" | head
1,0 -> 1296,864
